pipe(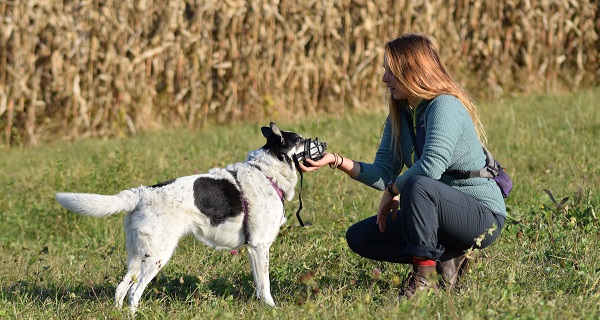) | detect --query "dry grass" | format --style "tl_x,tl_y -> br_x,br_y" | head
0,0 -> 598,146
